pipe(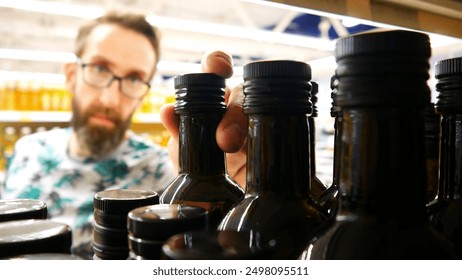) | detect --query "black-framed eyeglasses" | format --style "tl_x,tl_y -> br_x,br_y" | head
76,59 -> 150,99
